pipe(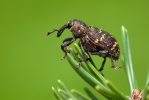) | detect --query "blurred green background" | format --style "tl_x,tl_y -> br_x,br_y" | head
0,0 -> 149,100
